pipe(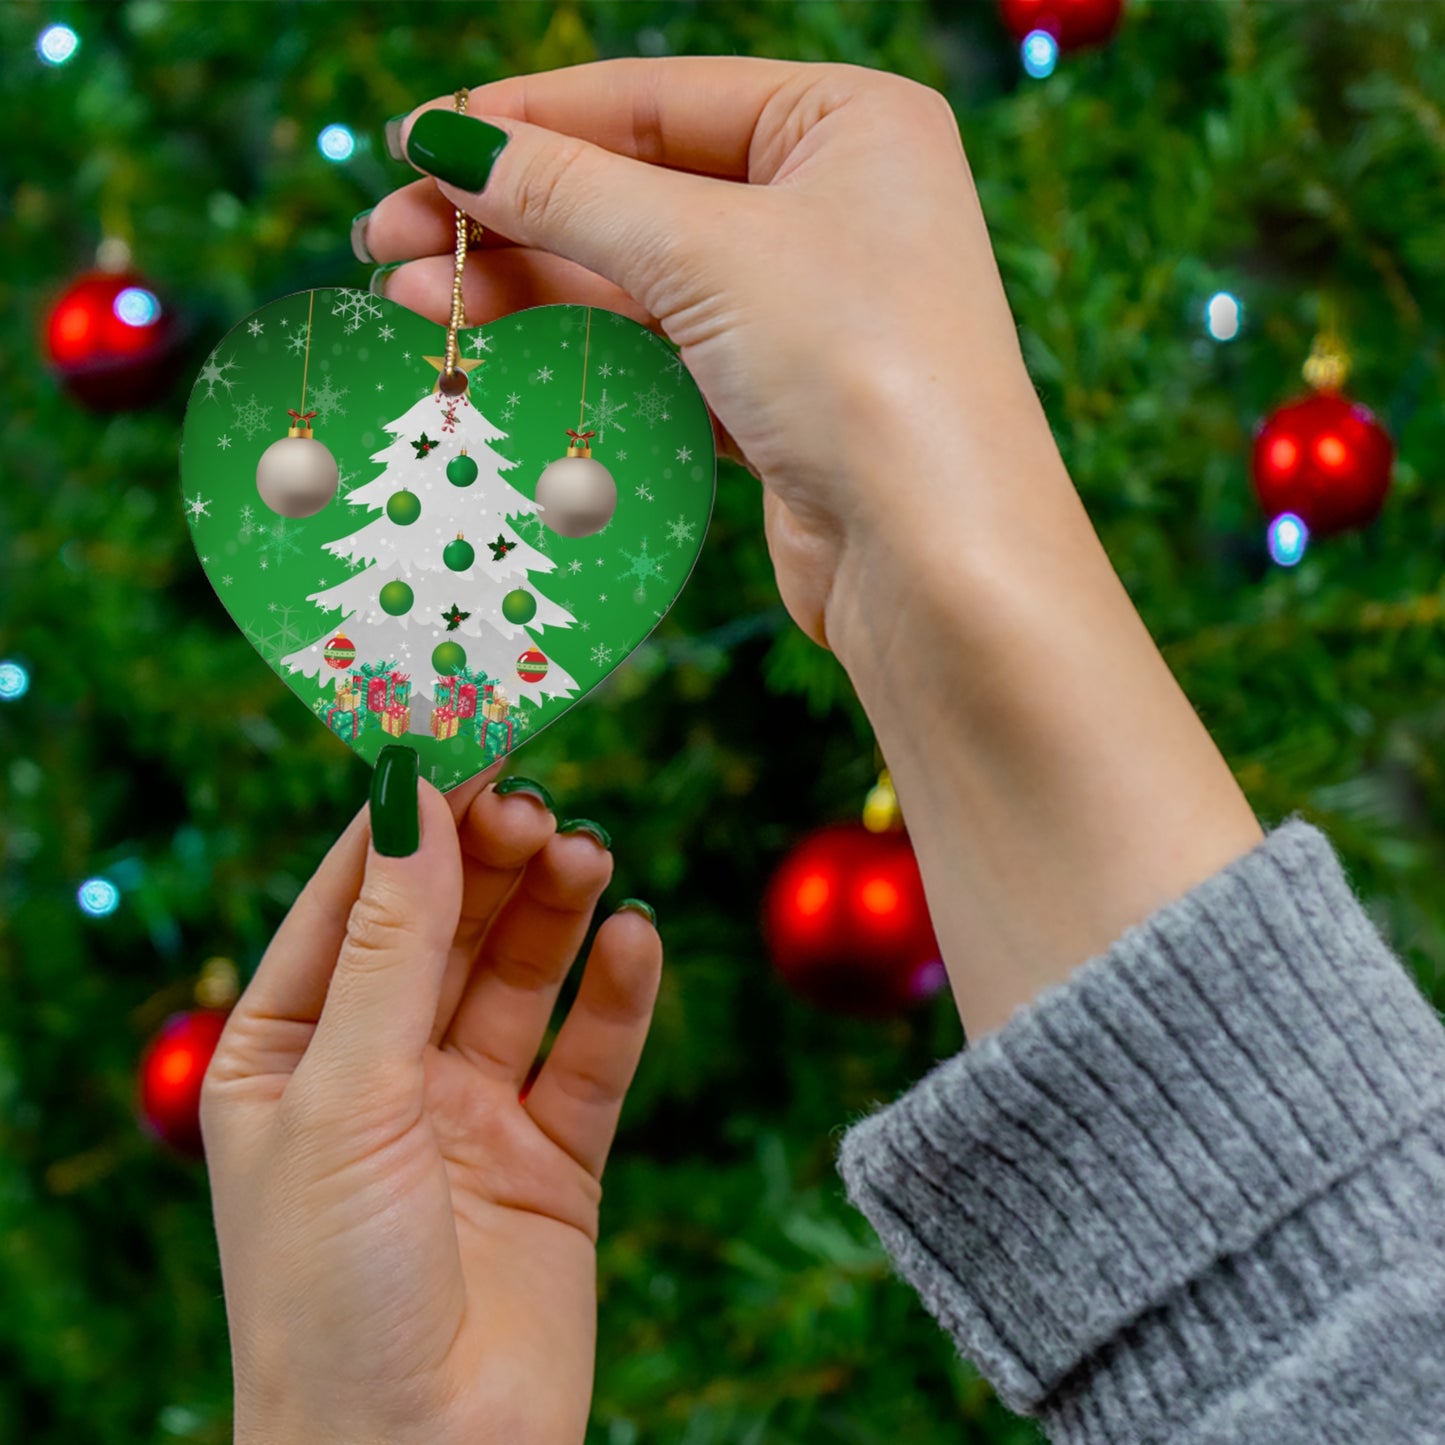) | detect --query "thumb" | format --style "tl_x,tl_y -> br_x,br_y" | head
396,105 -> 734,317
303,746 -> 463,1089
